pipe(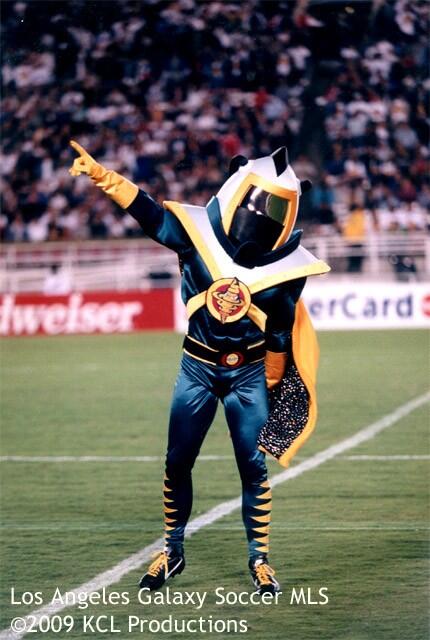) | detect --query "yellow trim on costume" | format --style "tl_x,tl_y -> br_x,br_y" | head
260,480 -> 270,488
251,513 -> 271,523
163,484 -> 172,492
165,517 -> 176,524
164,201 -> 222,280
186,335 -> 219,352
164,525 -> 175,531
256,490 -> 272,500
222,173 -> 298,251
255,545 -> 269,553
164,506 -> 177,514
254,501 -> 272,512
92,168 -> 139,209
247,339 -> 265,349
254,536 -> 269,544
249,260 -> 330,295
187,292 -> 207,319
163,497 -> 174,503
183,349 -> 215,367
252,525 -> 269,534
265,350 -> 287,390
247,304 -> 267,332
